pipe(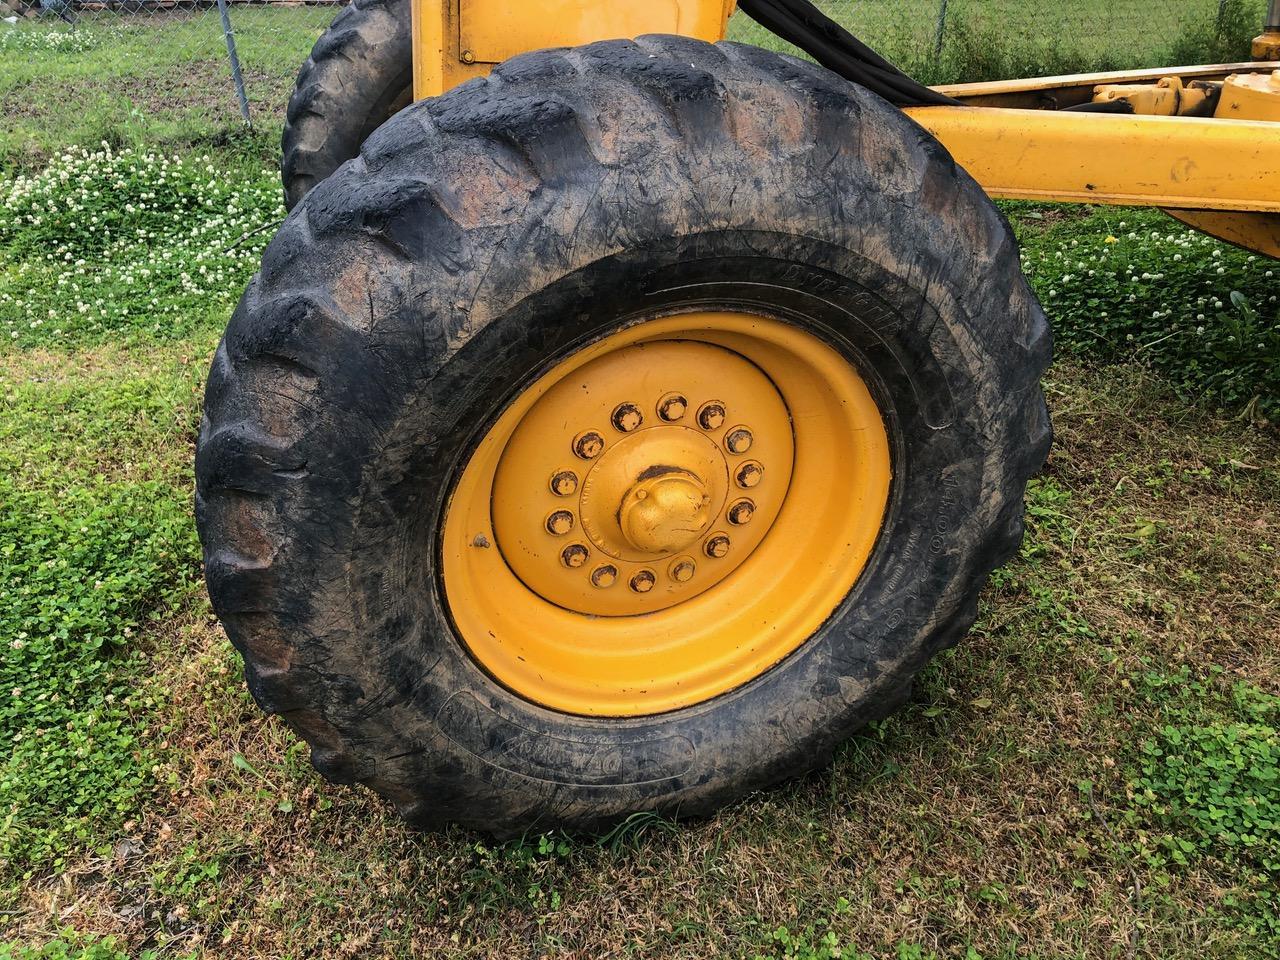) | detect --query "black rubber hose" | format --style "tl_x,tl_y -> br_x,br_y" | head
739,1 -> 950,105
1063,100 -> 1136,114
737,0 -> 961,107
